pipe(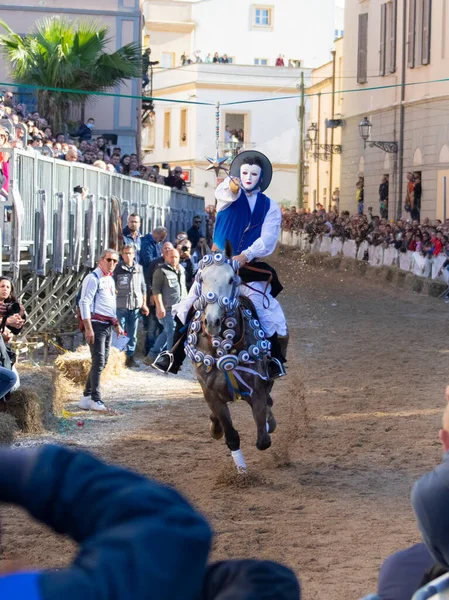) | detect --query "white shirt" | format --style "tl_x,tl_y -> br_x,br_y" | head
79,267 -> 117,321
215,177 -> 281,262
